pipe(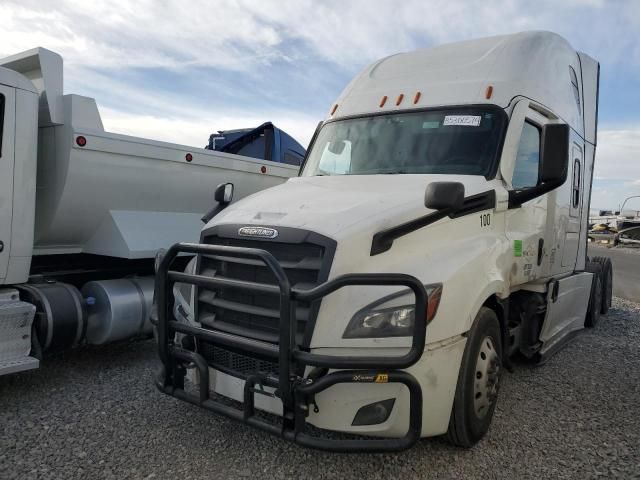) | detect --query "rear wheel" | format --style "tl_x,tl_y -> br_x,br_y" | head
447,307 -> 502,447
585,262 -> 602,328
591,256 -> 613,314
